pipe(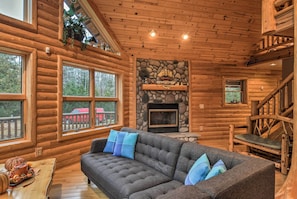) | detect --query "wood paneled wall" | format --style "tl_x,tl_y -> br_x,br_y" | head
0,0 -> 130,168
0,0 -> 282,169
189,61 -> 282,140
